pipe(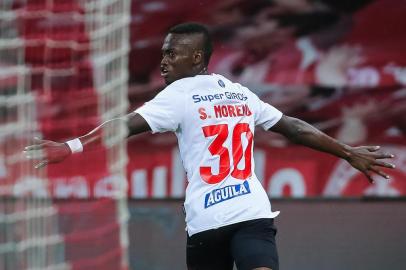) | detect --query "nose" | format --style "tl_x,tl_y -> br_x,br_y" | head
161,55 -> 169,66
